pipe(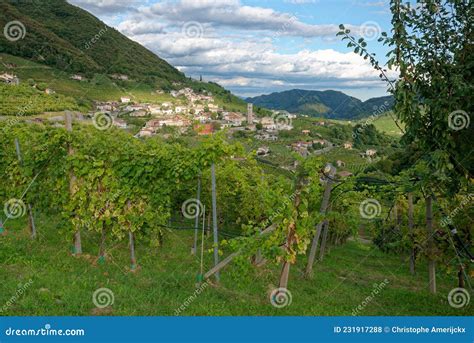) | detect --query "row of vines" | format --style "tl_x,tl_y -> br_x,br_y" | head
1,118 -> 471,294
